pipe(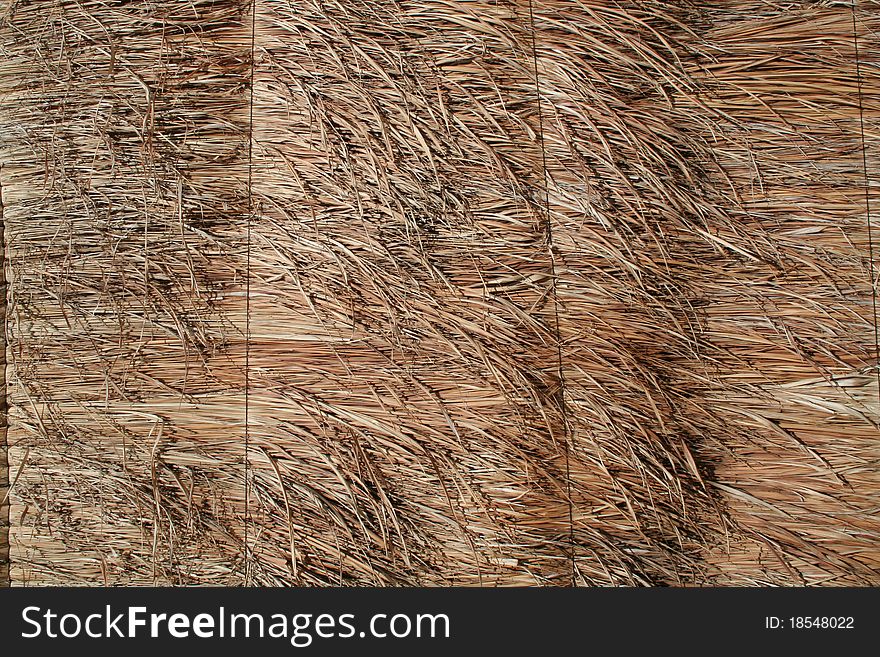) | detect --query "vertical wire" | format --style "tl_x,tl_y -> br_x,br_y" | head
526,0 -> 576,587
851,1 -> 880,409
244,0 -> 257,586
